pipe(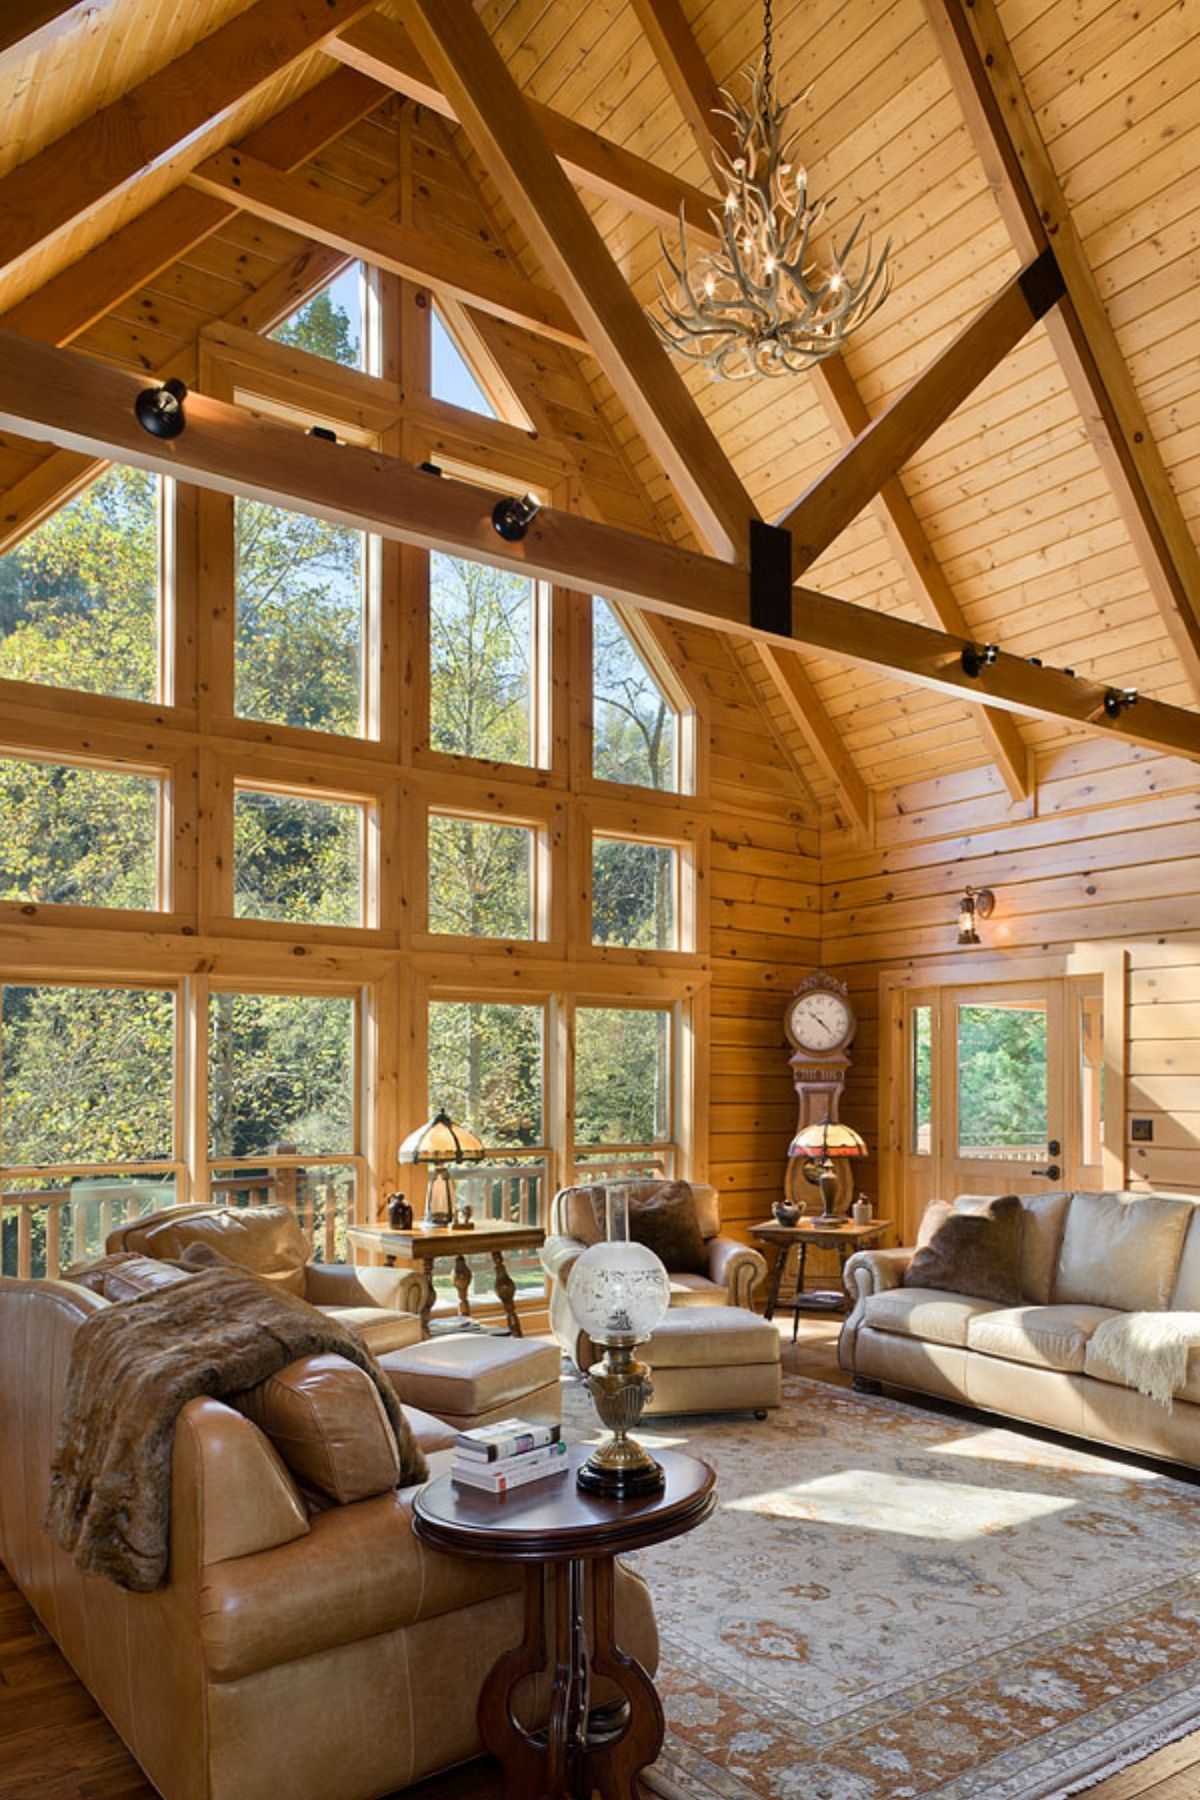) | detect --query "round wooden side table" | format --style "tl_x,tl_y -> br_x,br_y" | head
413,1445 -> 715,1800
